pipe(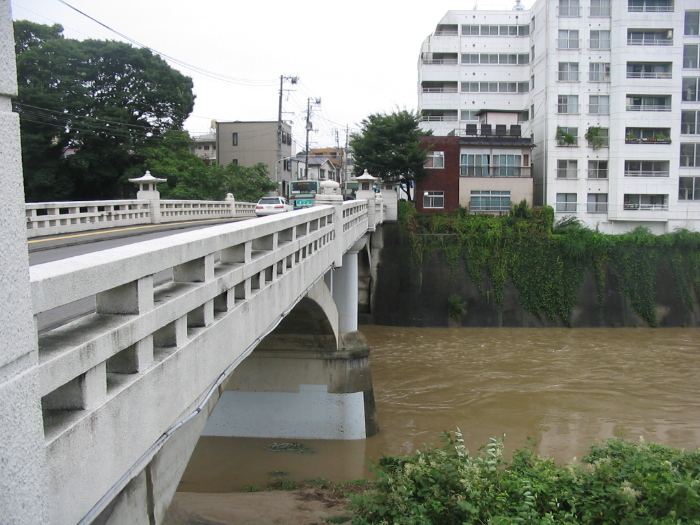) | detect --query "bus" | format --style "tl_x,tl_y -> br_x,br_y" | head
287,180 -> 320,209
